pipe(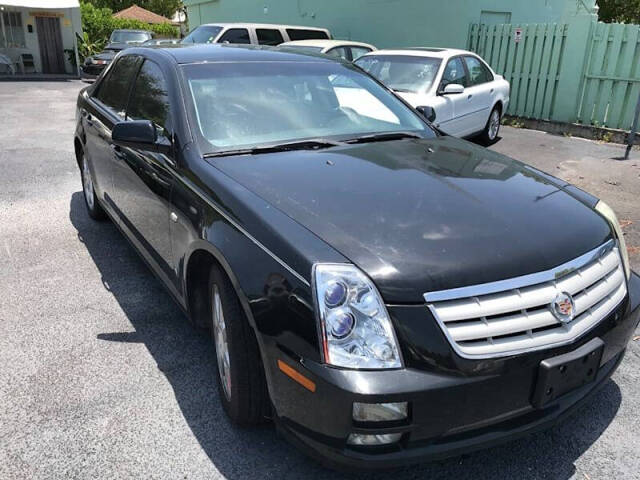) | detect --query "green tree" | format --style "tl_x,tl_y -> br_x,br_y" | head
78,2 -> 178,61
85,0 -> 181,19
598,0 -> 640,23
